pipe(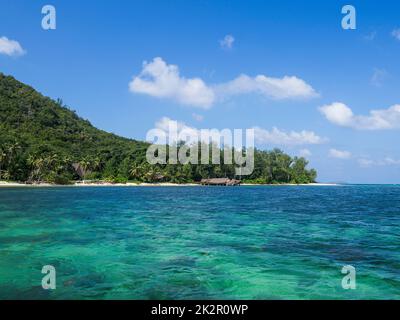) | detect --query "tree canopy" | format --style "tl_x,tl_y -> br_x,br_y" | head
0,73 -> 317,184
